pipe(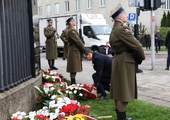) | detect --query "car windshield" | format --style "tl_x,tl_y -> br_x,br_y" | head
91,25 -> 111,35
